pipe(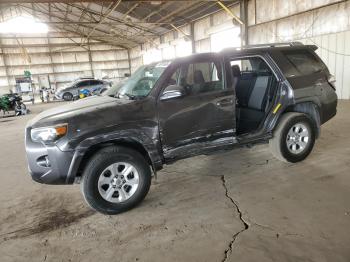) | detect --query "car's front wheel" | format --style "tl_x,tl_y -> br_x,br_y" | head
81,146 -> 152,215
269,113 -> 316,163
62,92 -> 73,101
